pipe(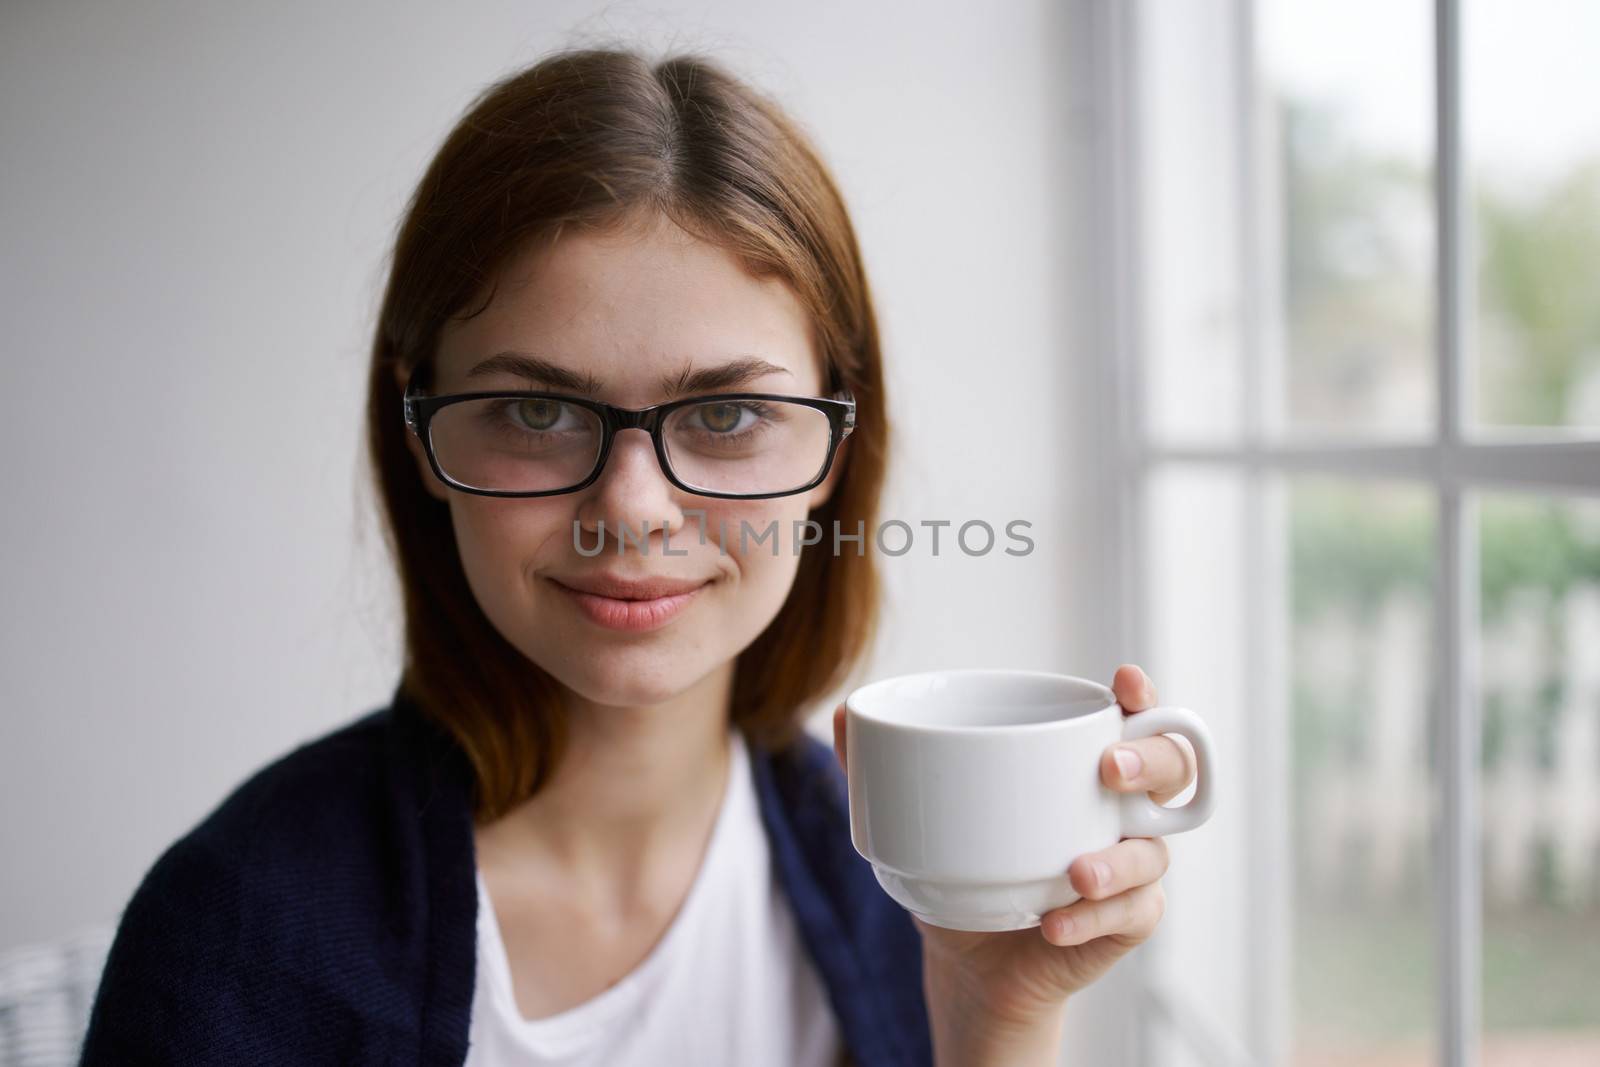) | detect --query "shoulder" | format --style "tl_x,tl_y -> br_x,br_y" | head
163,692 -> 473,928
79,704 -> 406,1062
747,722 -> 934,1064
755,725 -> 848,818
183,705 -> 395,868
107,703 -> 398,913
113,698 -> 410,941
746,722 -> 860,899
80,693 -> 474,1064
